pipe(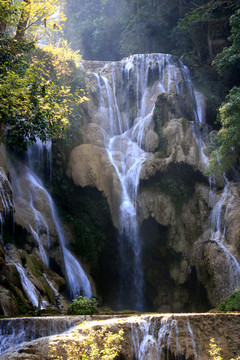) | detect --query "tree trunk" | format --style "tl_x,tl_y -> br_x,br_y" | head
15,0 -> 31,41
178,0 -> 183,17
0,21 -> 7,33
